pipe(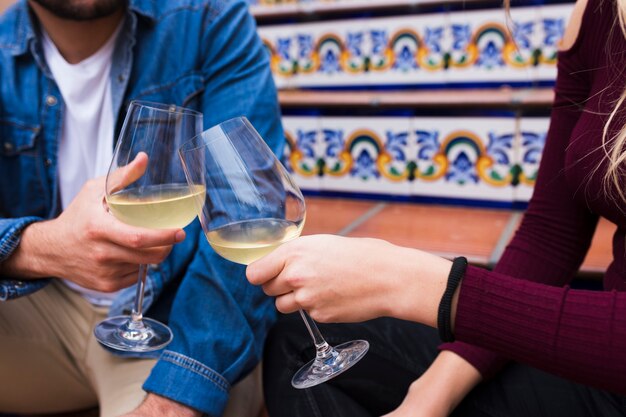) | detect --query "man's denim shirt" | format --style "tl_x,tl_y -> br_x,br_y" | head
0,0 -> 281,415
